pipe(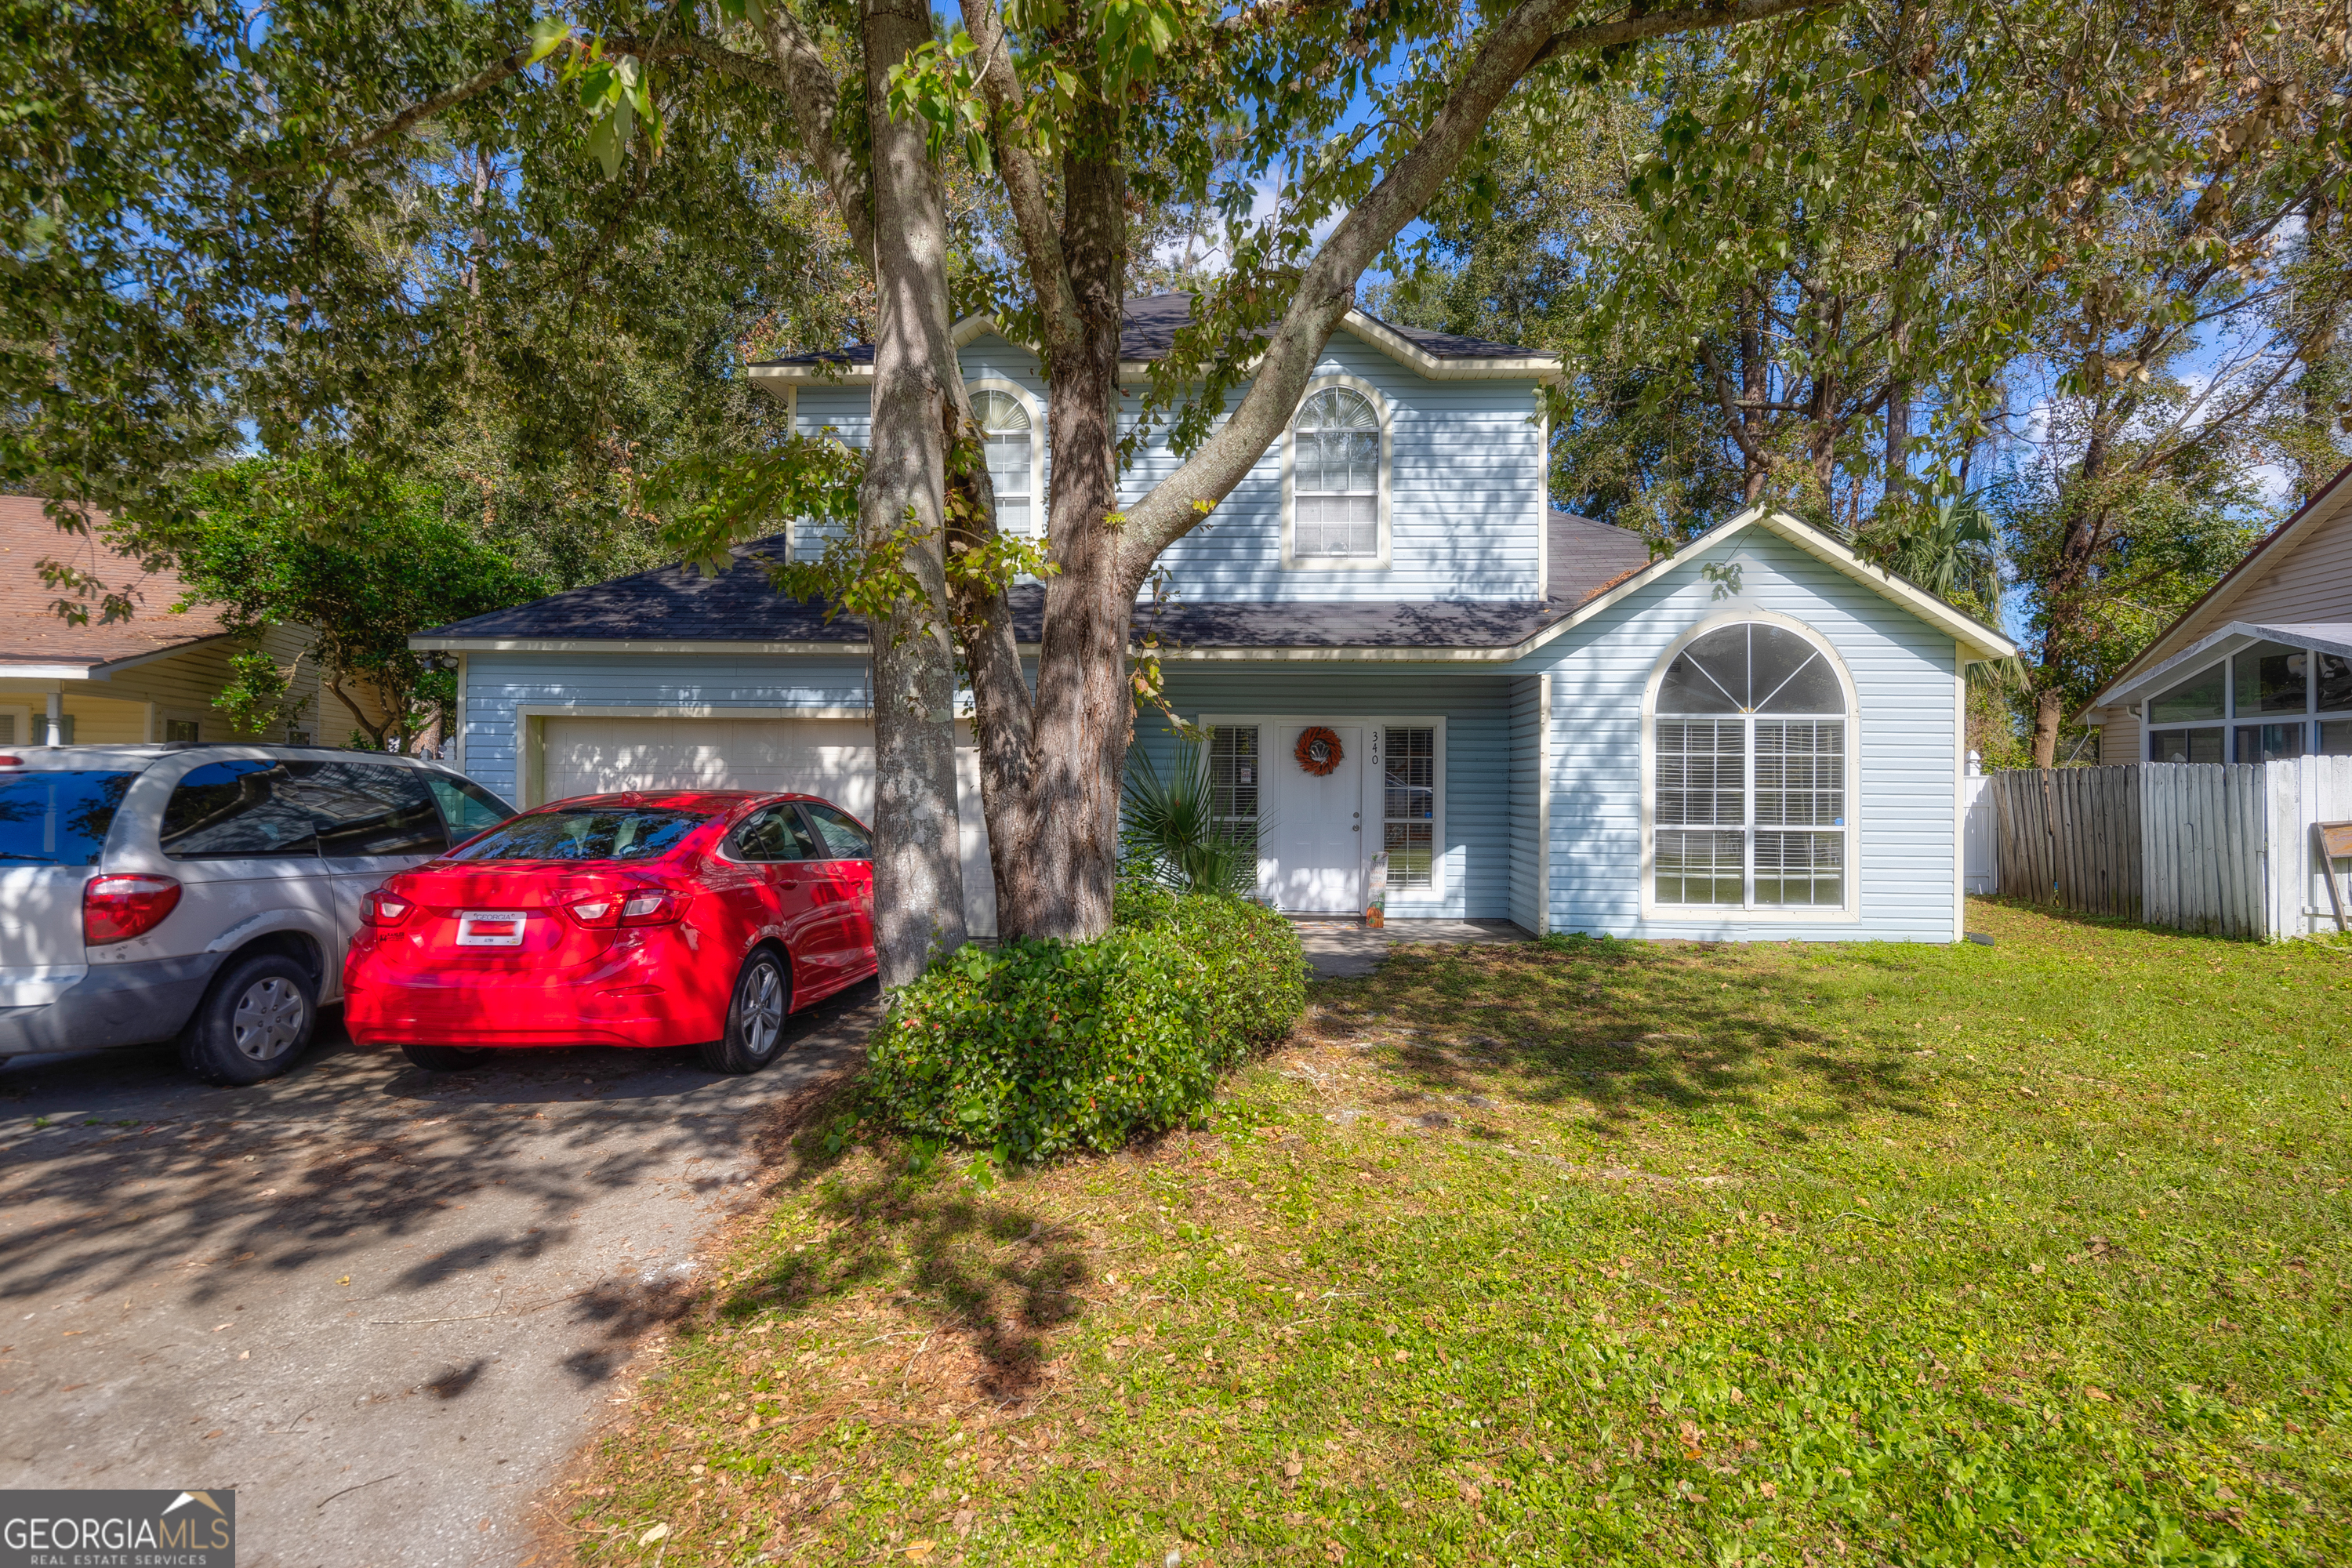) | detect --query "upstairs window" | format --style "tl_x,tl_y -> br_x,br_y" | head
1651,622 -> 1851,910
972,388 -> 1036,537
1290,386 -> 1382,562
